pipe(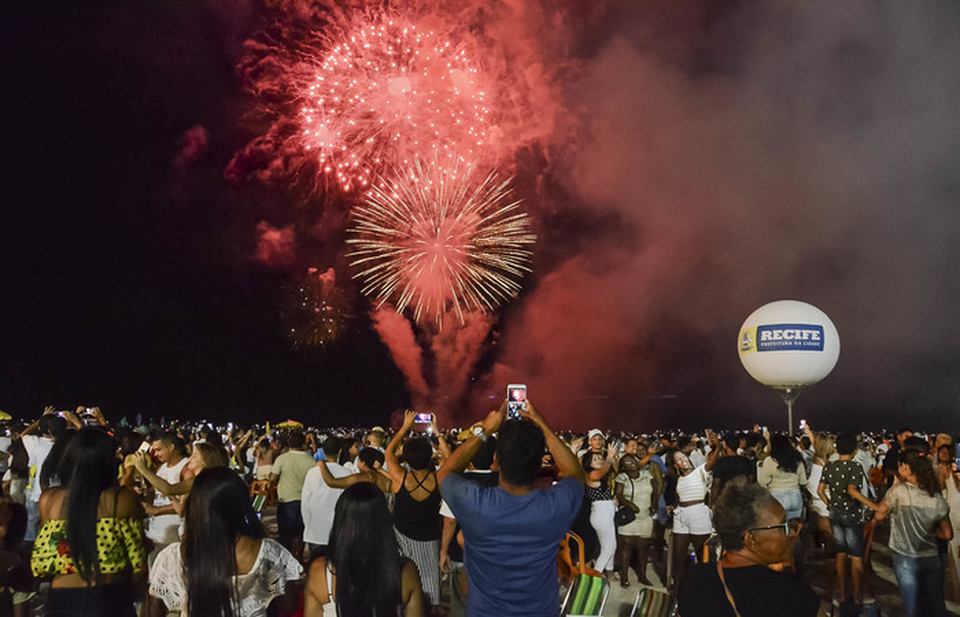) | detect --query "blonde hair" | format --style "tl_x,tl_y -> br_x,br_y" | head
813,433 -> 835,465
